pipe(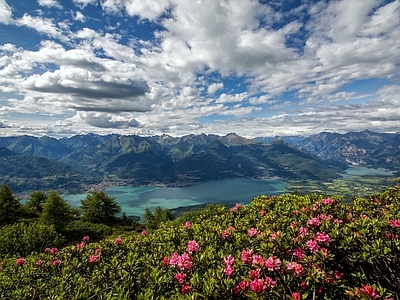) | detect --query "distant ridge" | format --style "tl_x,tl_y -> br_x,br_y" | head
0,132 -> 345,193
